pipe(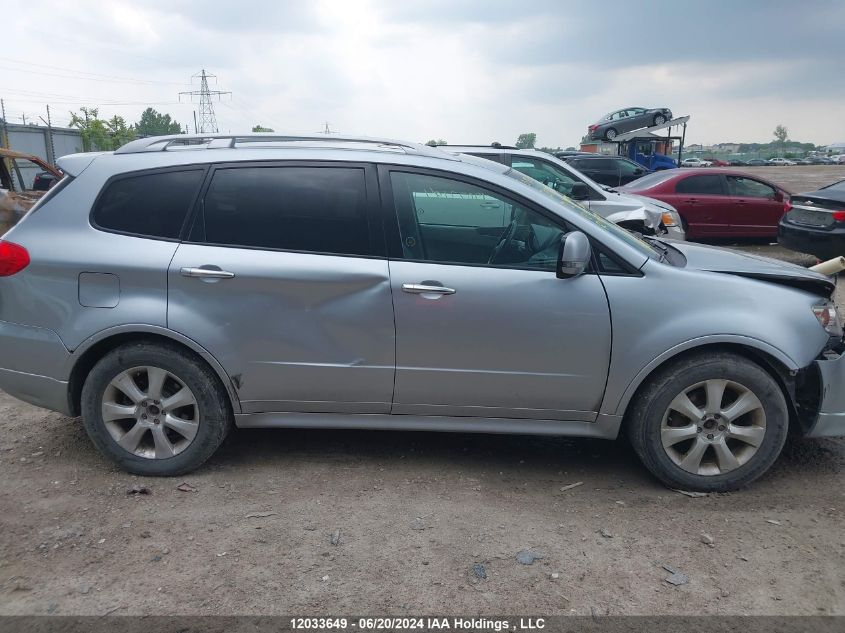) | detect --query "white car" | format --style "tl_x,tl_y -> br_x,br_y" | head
768,158 -> 797,166
681,157 -> 712,167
